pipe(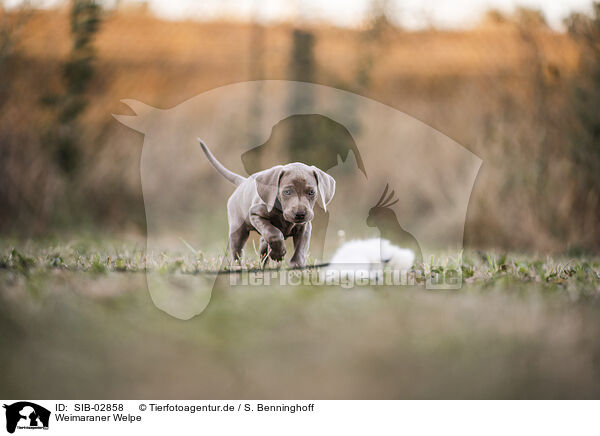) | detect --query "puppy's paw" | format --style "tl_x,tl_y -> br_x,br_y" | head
268,239 -> 286,261
289,257 -> 306,268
